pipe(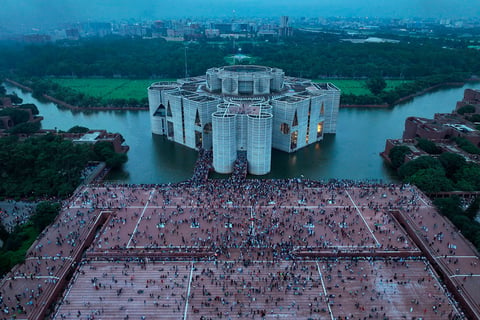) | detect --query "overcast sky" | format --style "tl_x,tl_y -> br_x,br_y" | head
1,0 -> 479,30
